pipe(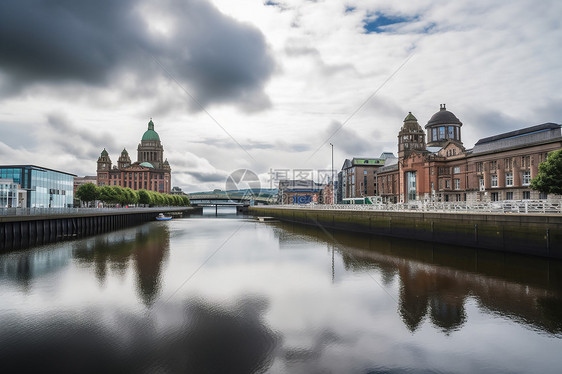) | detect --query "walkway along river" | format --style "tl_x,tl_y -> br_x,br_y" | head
249,206 -> 562,259
0,209 -> 561,373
